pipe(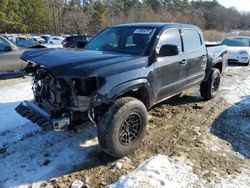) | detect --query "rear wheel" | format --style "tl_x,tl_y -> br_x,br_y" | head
200,68 -> 221,100
97,97 -> 148,158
